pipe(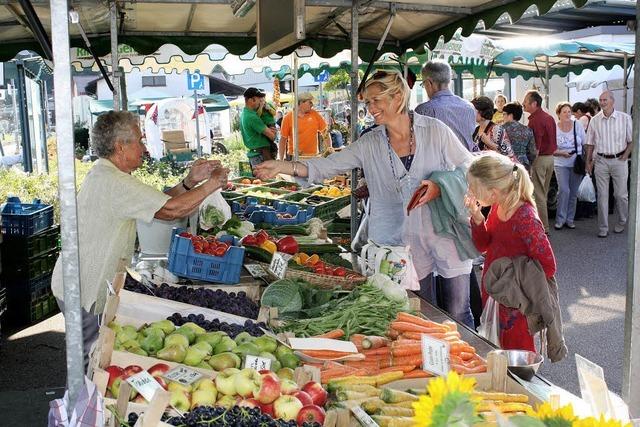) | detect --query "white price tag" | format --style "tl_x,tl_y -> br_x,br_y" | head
244,355 -> 272,371
350,406 -> 379,427
421,334 -> 450,376
245,263 -> 268,278
126,371 -> 163,402
162,365 -> 203,386
269,252 -> 291,279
